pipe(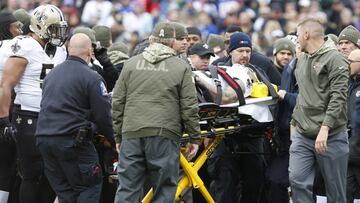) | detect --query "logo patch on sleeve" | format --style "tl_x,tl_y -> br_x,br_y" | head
11,41 -> 21,54
100,81 -> 108,96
